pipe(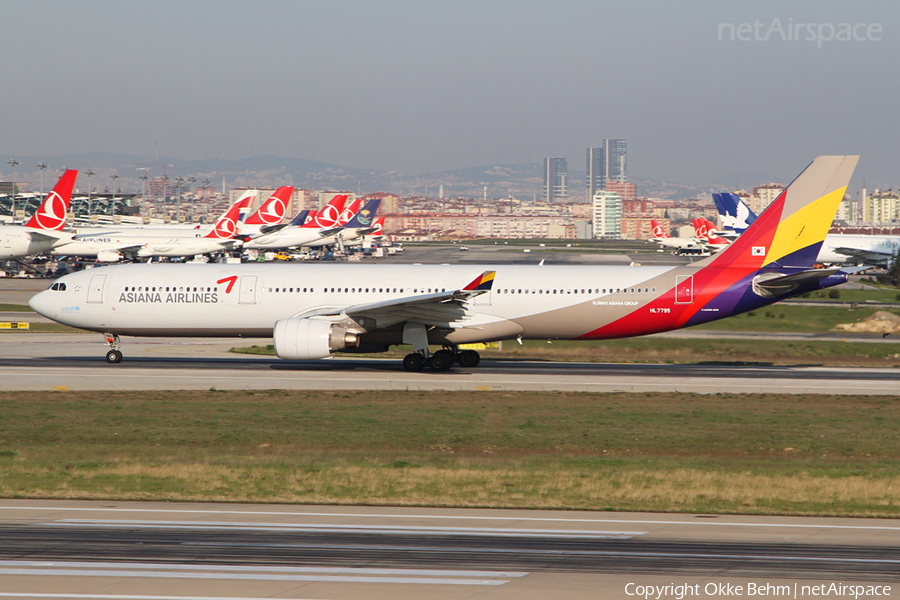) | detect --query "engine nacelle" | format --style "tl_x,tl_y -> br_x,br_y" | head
96,250 -> 123,263
273,318 -> 359,360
